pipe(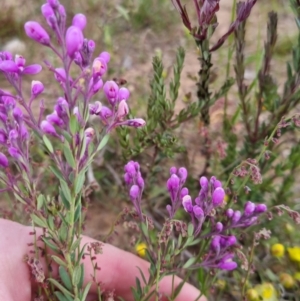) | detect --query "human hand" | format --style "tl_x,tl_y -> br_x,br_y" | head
0,218 -> 205,301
